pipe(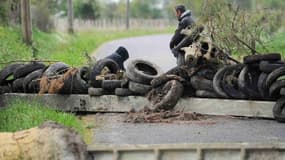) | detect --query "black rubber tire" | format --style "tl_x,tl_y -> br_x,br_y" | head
243,53 -> 281,64
238,65 -> 261,99
59,71 -> 89,94
115,88 -> 135,96
195,90 -> 220,98
44,62 -> 70,77
13,62 -> 46,79
269,80 -> 285,99
151,66 -> 190,88
151,80 -> 184,111
23,69 -> 44,93
280,88 -> 285,96
221,64 -> 247,99
121,77 -> 129,88
273,97 -> 285,123
0,85 -> 11,94
28,79 -> 40,93
259,61 -> 285,74
126,59 -> 163,84
129,81 -> 151,95
88,88 -> 104,96
213,66 -> 231,98
12,78 -> 25,93
79,66 -> 90,82
0,63 -> 24,85
190,76 -> 214,92
196,67 -> 217,80
102,80 -> 122,91
257,73 -> 269,98
266,67 -> 285,90
90,59 -> 120,86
